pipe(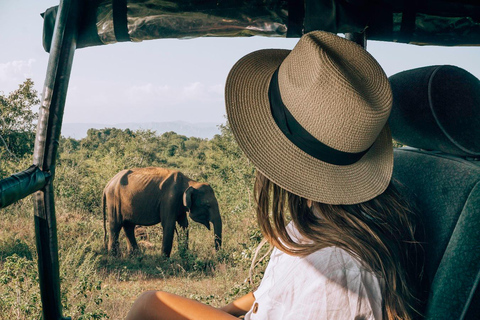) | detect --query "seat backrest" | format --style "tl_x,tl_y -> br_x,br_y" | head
388,65 -> 480,320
